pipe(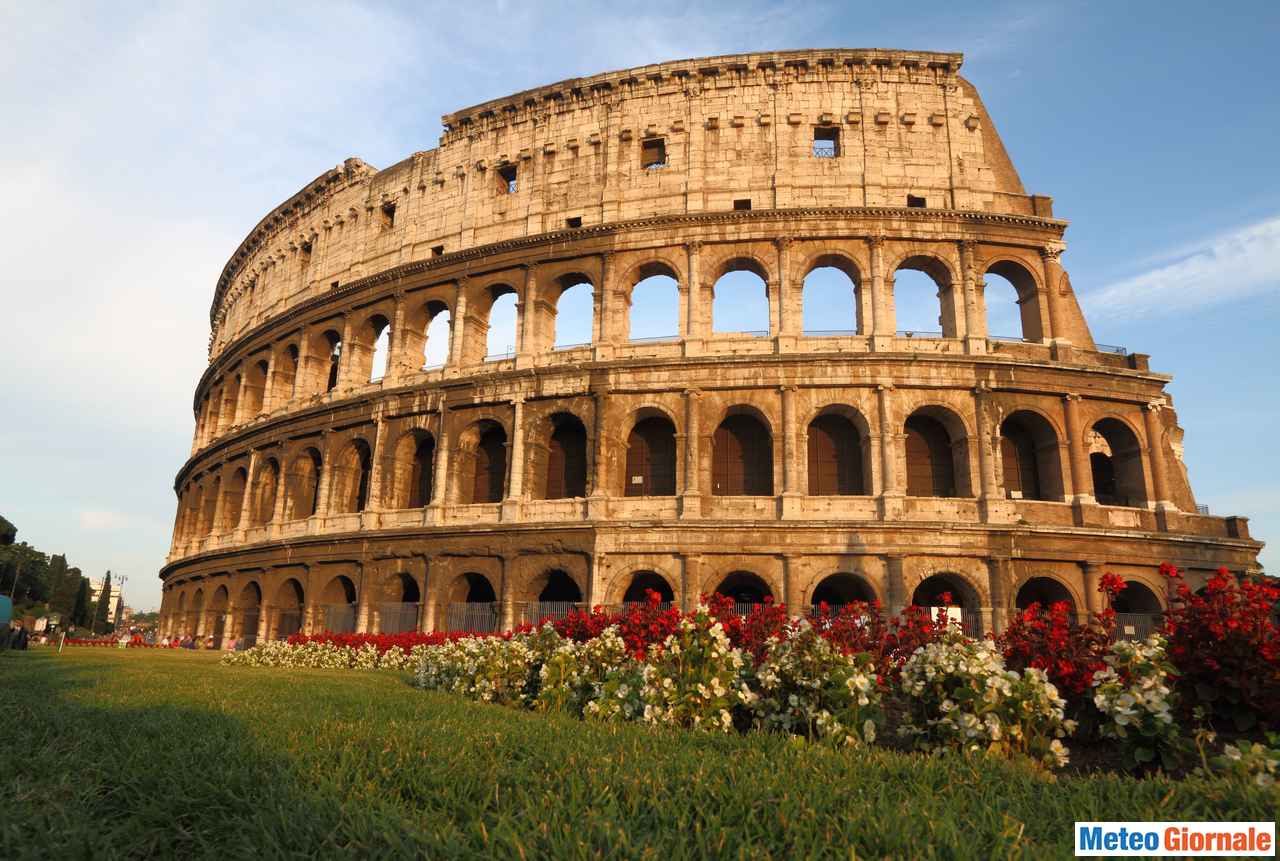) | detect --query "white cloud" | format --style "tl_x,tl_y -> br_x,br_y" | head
80,510 -> 132,531
1085,216 -> 1280,317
